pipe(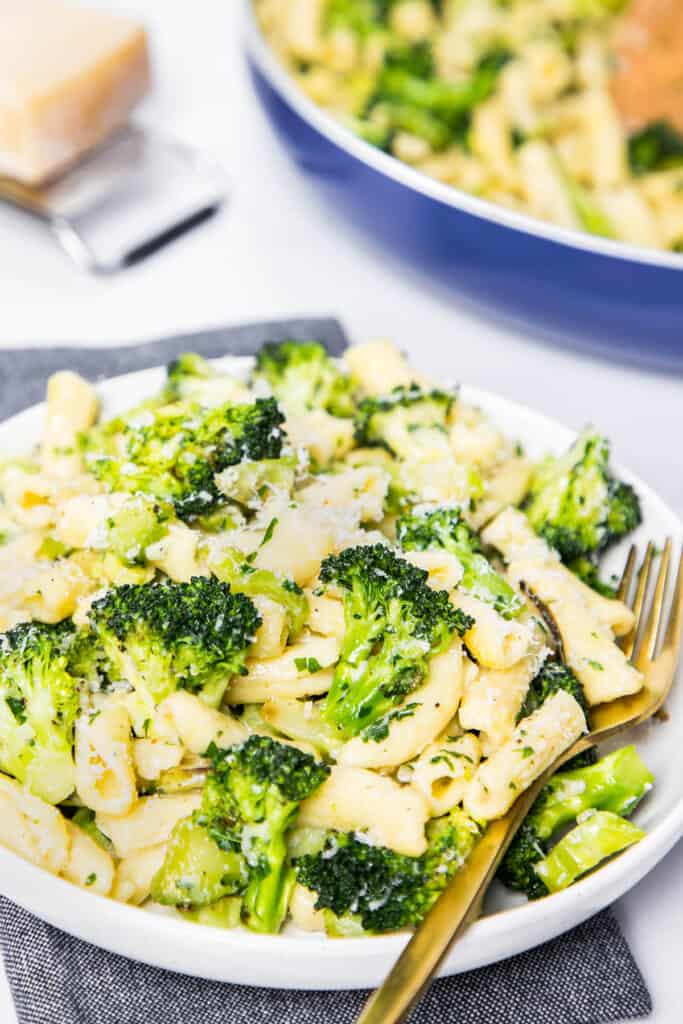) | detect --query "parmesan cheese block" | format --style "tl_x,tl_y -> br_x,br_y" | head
0,0 -> 150,184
